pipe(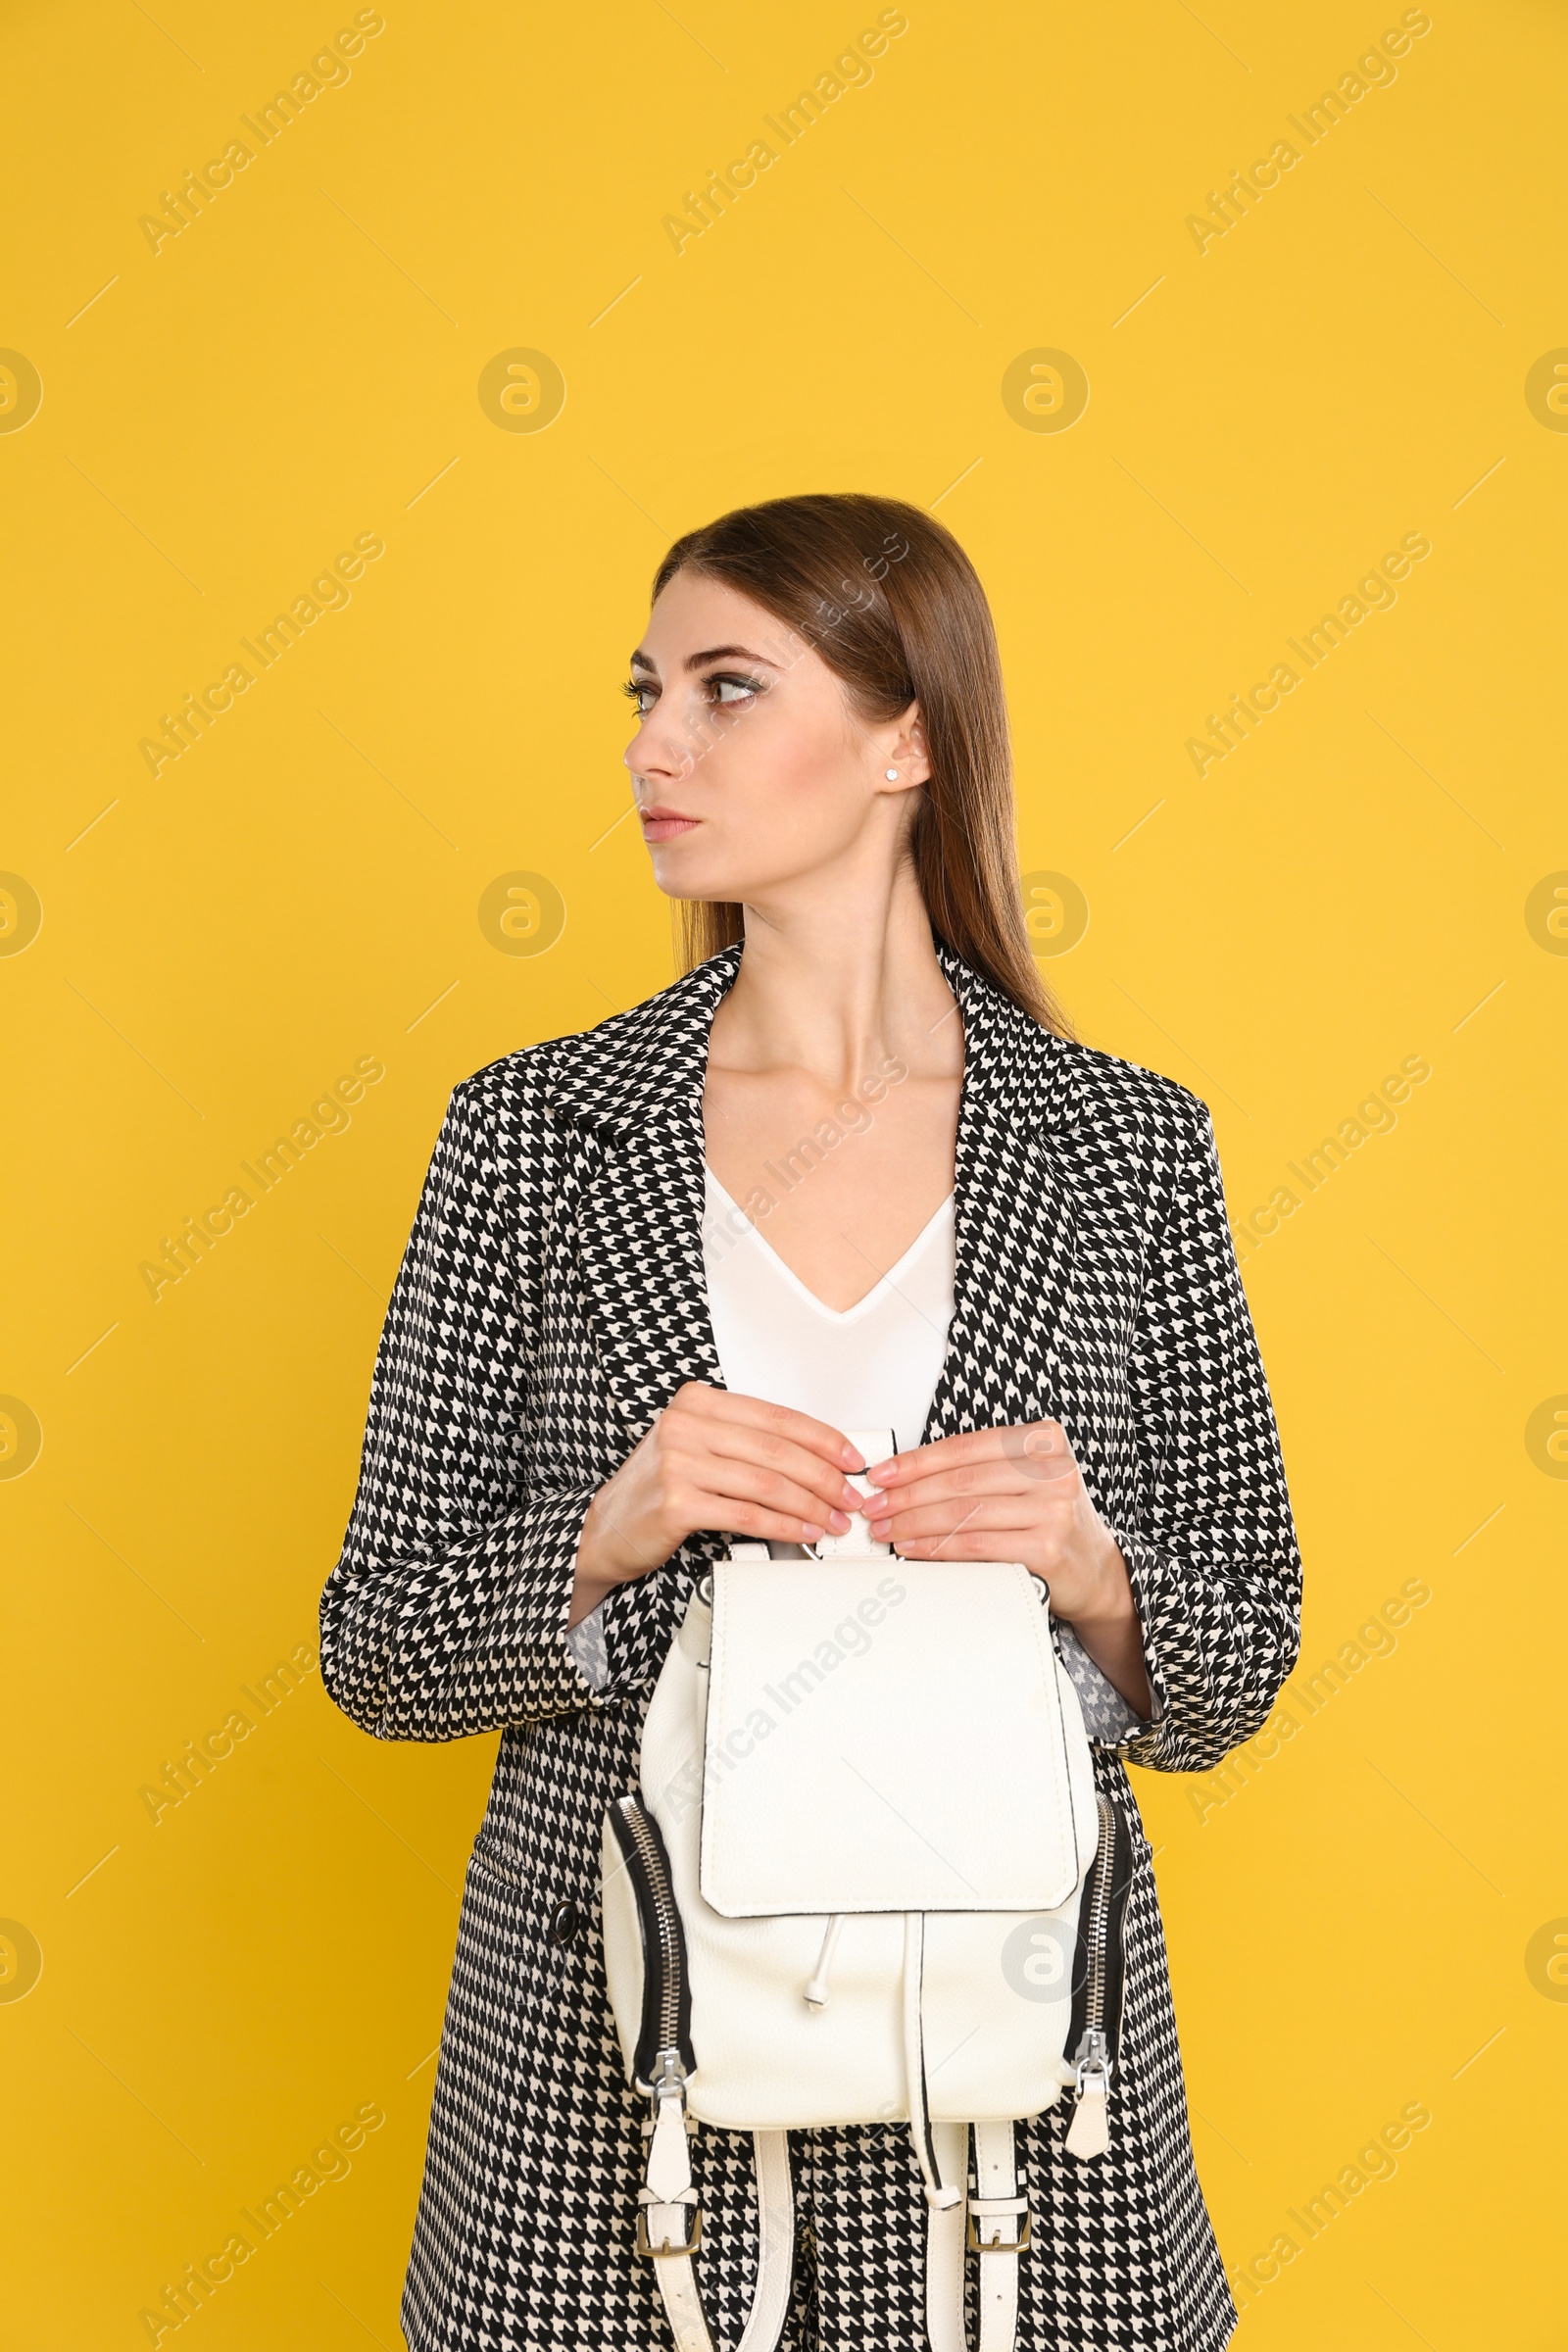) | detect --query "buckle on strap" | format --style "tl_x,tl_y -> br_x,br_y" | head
636,2193 -> 703,2259
966,2200 -> 1032,2255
